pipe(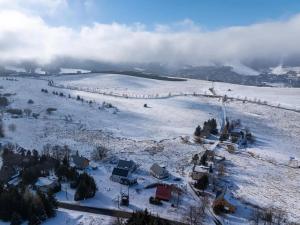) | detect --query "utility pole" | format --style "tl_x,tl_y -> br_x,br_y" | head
65,185 -> 68,200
